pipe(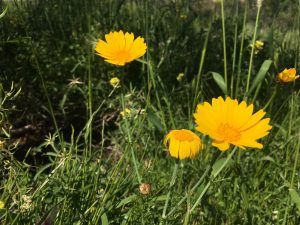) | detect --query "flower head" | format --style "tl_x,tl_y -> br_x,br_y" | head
139,183 -> 151,195
95,30 -> 147,66
194,97 -> 272,151
0,200 -> 4,209
277,68 -> 300,83
120,108 -> 131,118
176,73 -> 184,81
109,77 -> 120,88
164,129 -> 203,159
250,40 -> 264,54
